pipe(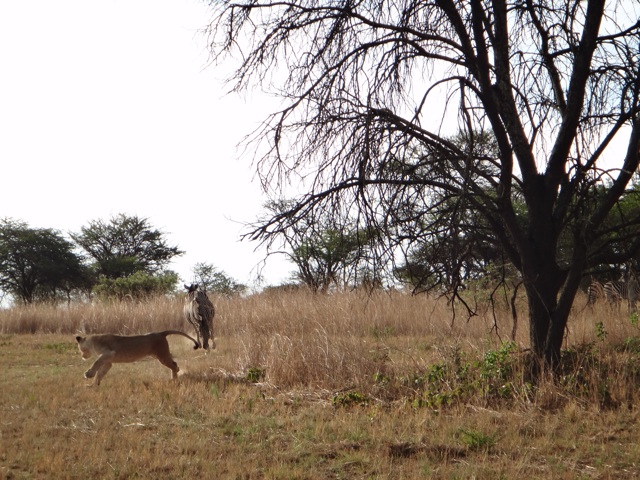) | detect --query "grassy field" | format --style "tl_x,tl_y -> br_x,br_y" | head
2,290 -> 640,478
